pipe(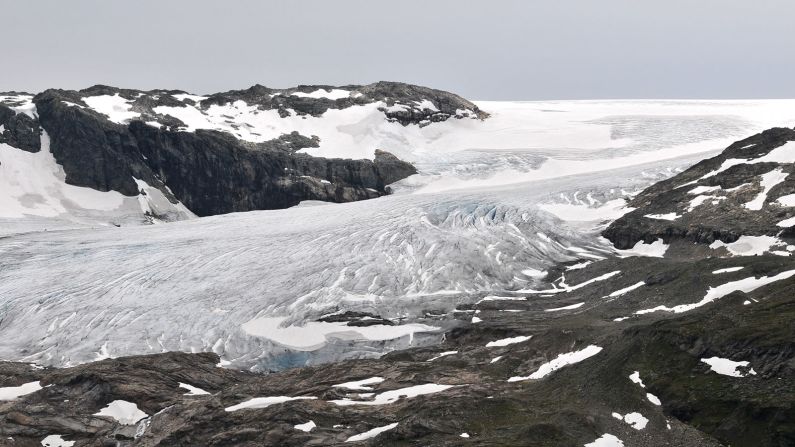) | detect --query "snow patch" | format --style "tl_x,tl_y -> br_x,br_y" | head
0,133 -> 127,219
507,345 -> 603,381
744,169 -> 789,210
345,422 -> 398,442
584,433 -> 624,447
777,193 -> 795,207
688,185 -> 721,195
241,316 -> 438,351
636,269 -> 795,314
331,383 -> 457,406
644,212 -> 680,221
486,336 -> 532,347
753,140 -> 795,163
521,268 -> 547,278
93,400 -> 148,425
225,396 -> 317,412
83,94 -> 140,124
607,281 -> 645,297
0,381 -> 42,400
709,235 -> 785,256
291,89 -> 351,100
628,371 -> 645,388
40,435 -> 75,447
700,356 -> 757,377
427,351 -> 458,362
519,271 -> 621,294
688,194 -> 725,211
414,99 -> 439,111
616,239 -> 668,258
478,295 -> 527,303
172,93 -> 208,103
614,412 -> 648,430
777,216 -> 795,227
178,382 -> 210,396
294,420 -> 317,432
133,178 -> 195,221
333,377 -> 384,391
566,261 -> 592,271
712,266 -> 744,274
544,302 -> 584,312
699,158 -> 748,180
